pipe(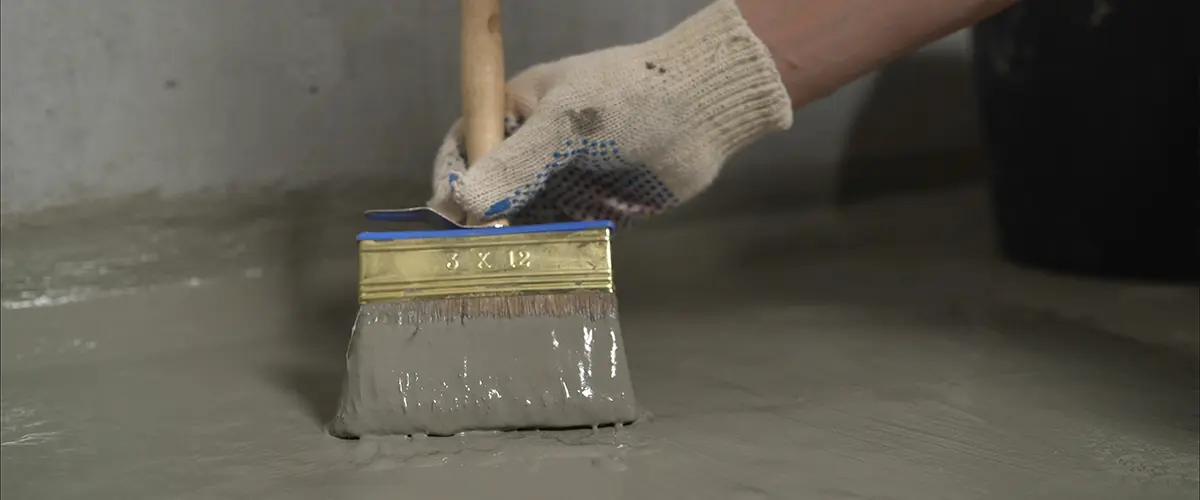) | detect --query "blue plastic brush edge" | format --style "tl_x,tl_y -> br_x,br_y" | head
357,220 -> 616,241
